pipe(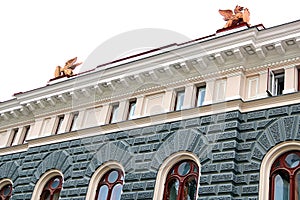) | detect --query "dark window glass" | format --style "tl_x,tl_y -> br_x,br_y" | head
0,184 -> 12,200
270,151 -> 300,200
40,176 -> 63,200
95,169 -> 124,200
69,113 -> 79,131
21,126 -> 30,144
196,86 -> 206,107
54,116 -> 65,134
109,105 -> 119,123
175,90 -> 185,111
127,100 -> 136,120
9,129 -> 18,146
163,160 -> 199,200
